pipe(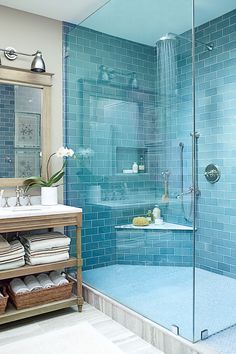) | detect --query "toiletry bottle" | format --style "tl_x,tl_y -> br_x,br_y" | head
132,162 -> 138,173
138,156 -> 145,173
146,210 -> 153,223
153,205 -> 161,220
